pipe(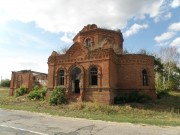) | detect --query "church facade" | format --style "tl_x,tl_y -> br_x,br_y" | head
47,24 -> 156,104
